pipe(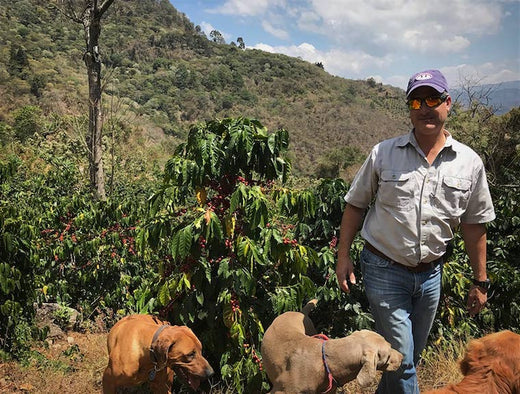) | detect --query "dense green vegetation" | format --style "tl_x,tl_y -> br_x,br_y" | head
0,0 -> 519,392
